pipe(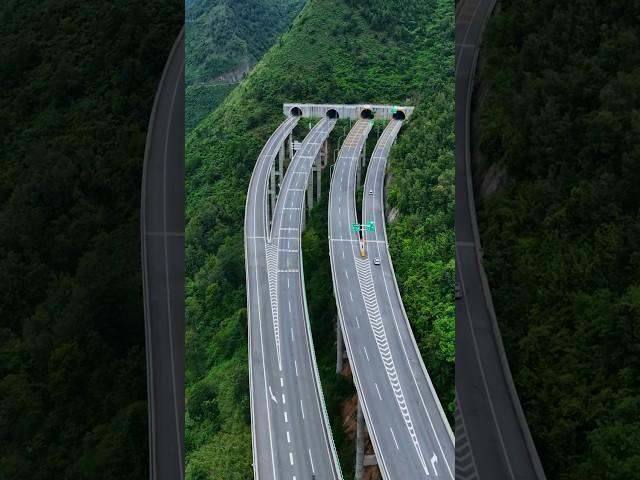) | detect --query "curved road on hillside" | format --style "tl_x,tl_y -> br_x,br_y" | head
141,28 -> 185,480
455,1 -> 546,479
245,115 -> 342,479
328,119 -> 454,479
